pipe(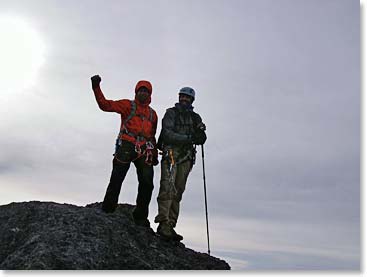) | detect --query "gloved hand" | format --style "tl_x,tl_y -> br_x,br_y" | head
152,156 -> 159,166
196,122 -> 206,131
192,130 -> 207,145
91,75 -> 101,89
152,148 -> 159,166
